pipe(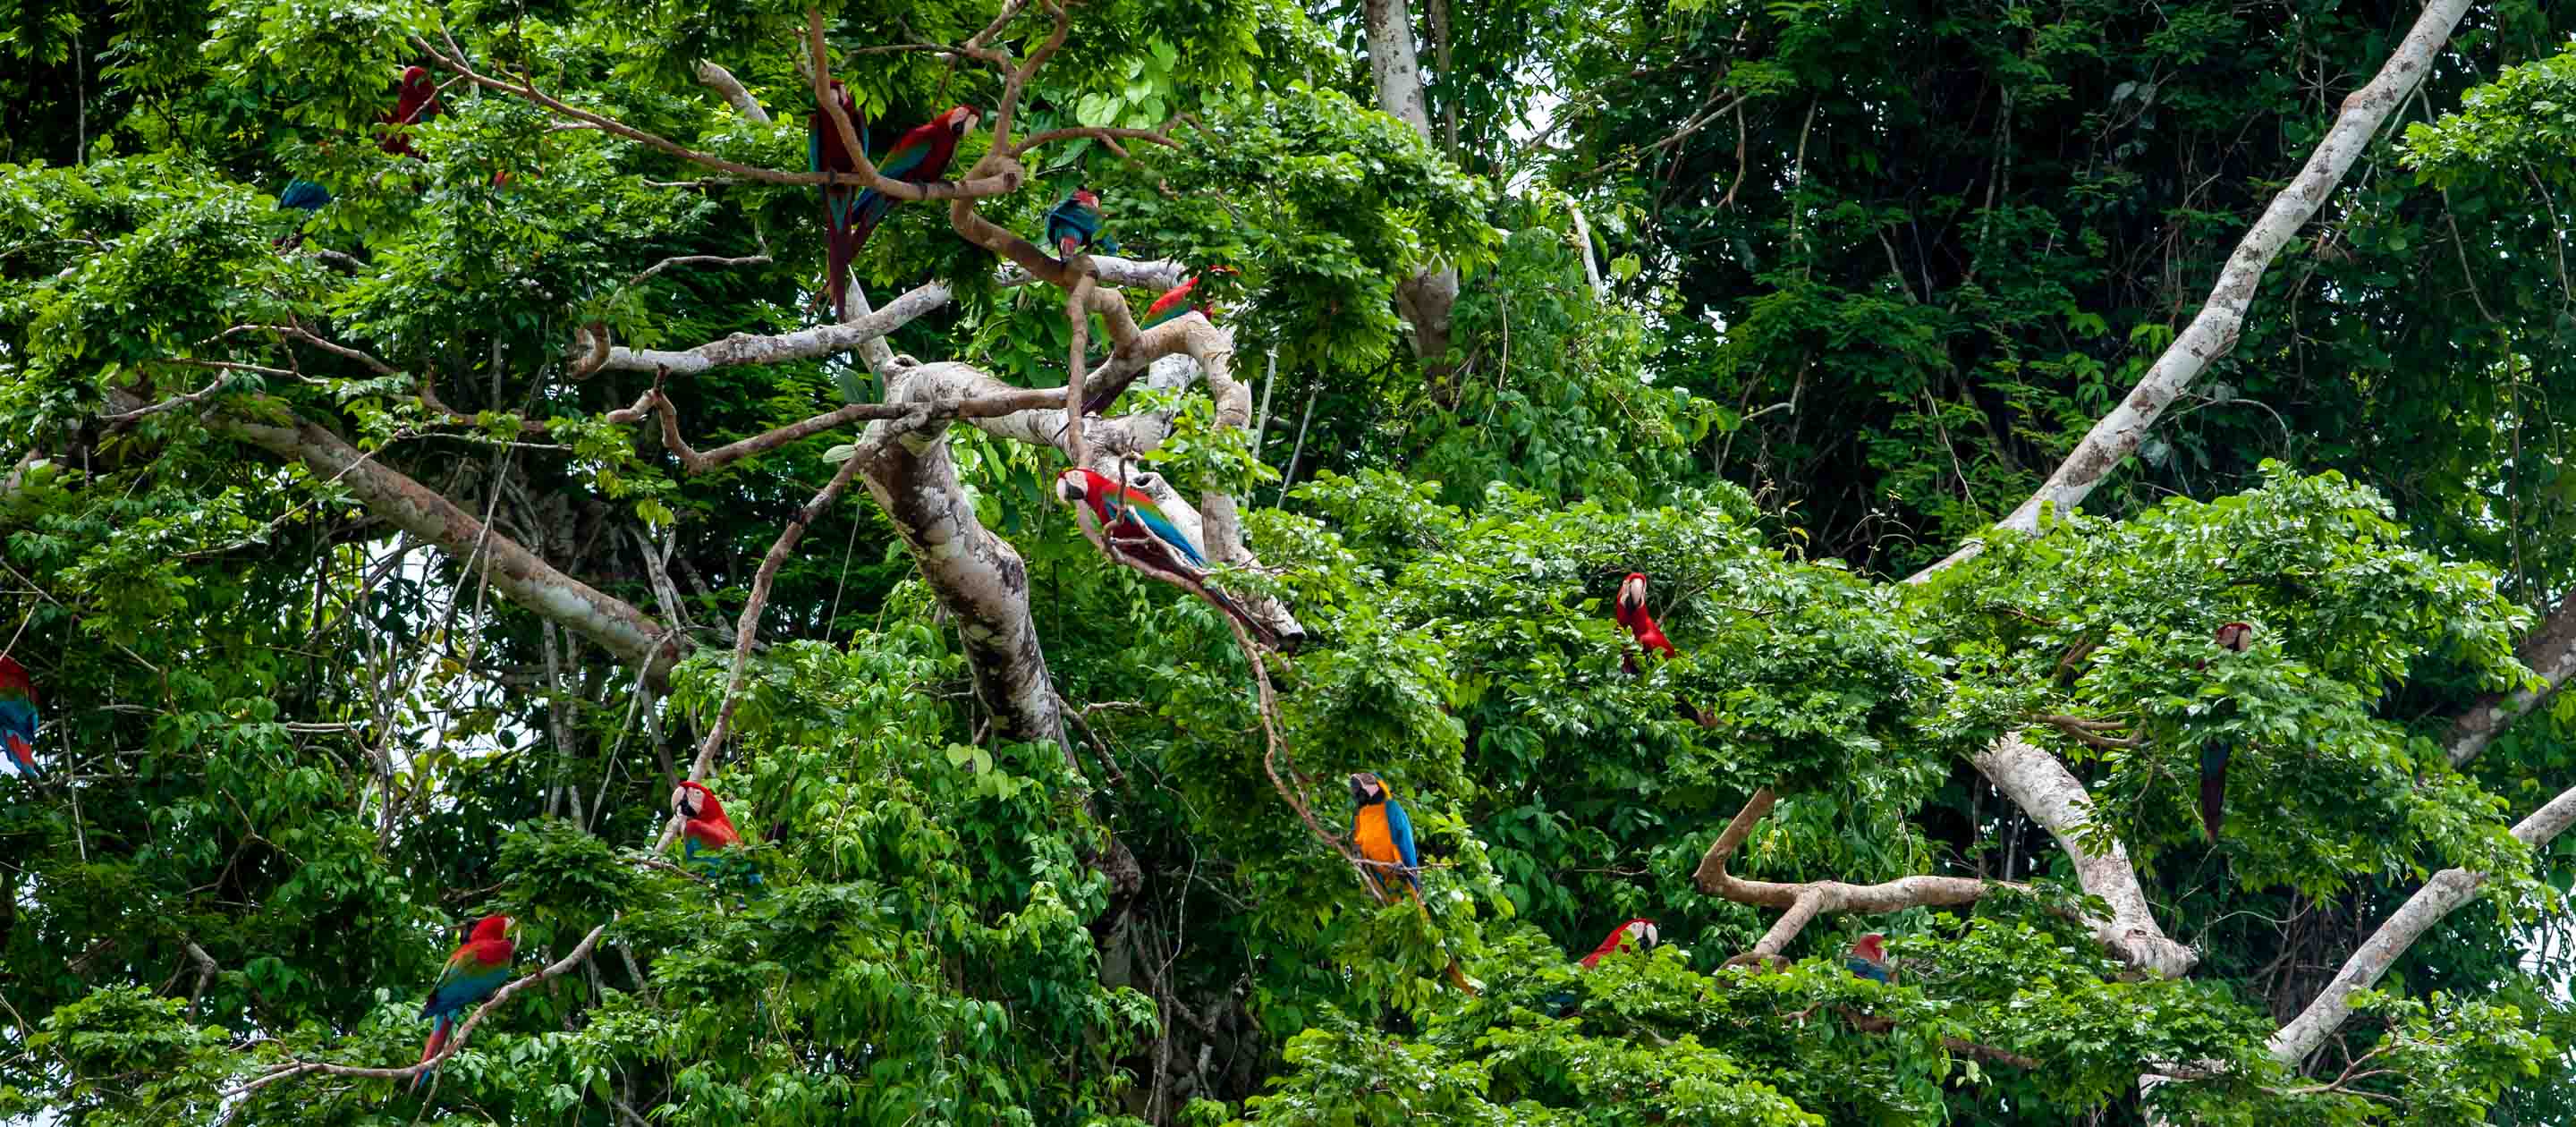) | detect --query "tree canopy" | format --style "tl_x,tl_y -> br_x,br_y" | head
5,0 -> 2576,1123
